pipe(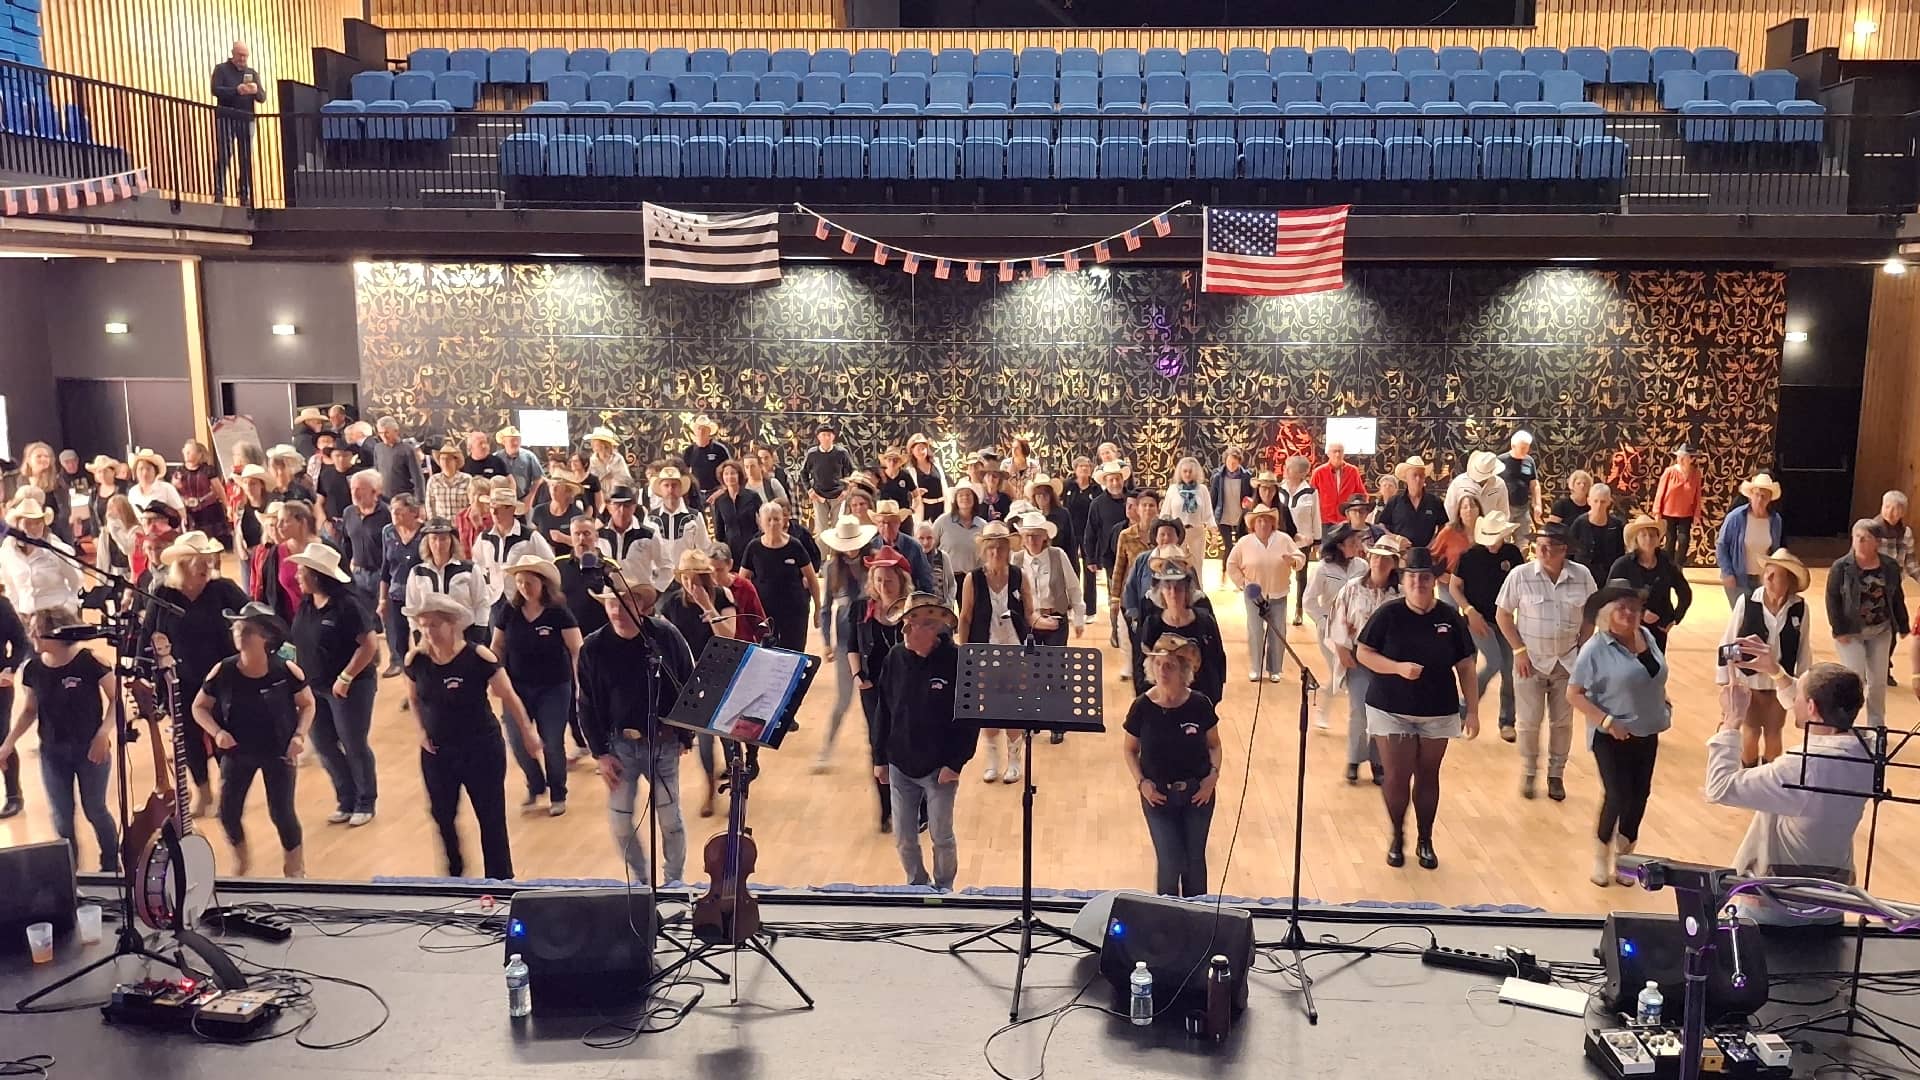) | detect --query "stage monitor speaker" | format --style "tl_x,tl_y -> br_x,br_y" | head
0,841 -> 77,951
1096,893 -> 1253,1015
506,886 -> 656,1014
1599,912 -> 1768,1021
